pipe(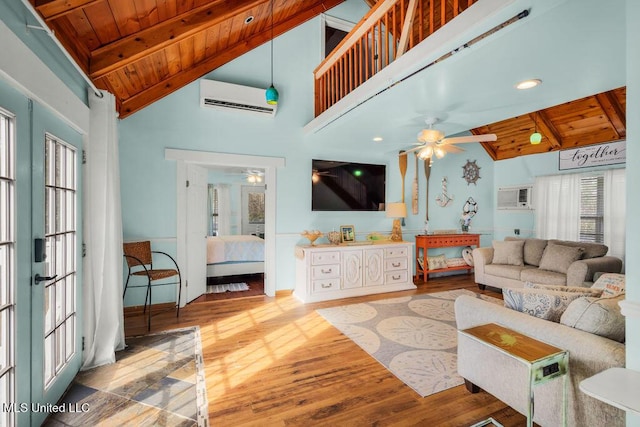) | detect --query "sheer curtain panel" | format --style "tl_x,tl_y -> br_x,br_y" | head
604,168 -> 626,262
82,90 -> 126,369
215,184 -> 231,235
534,174 -> 581,240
